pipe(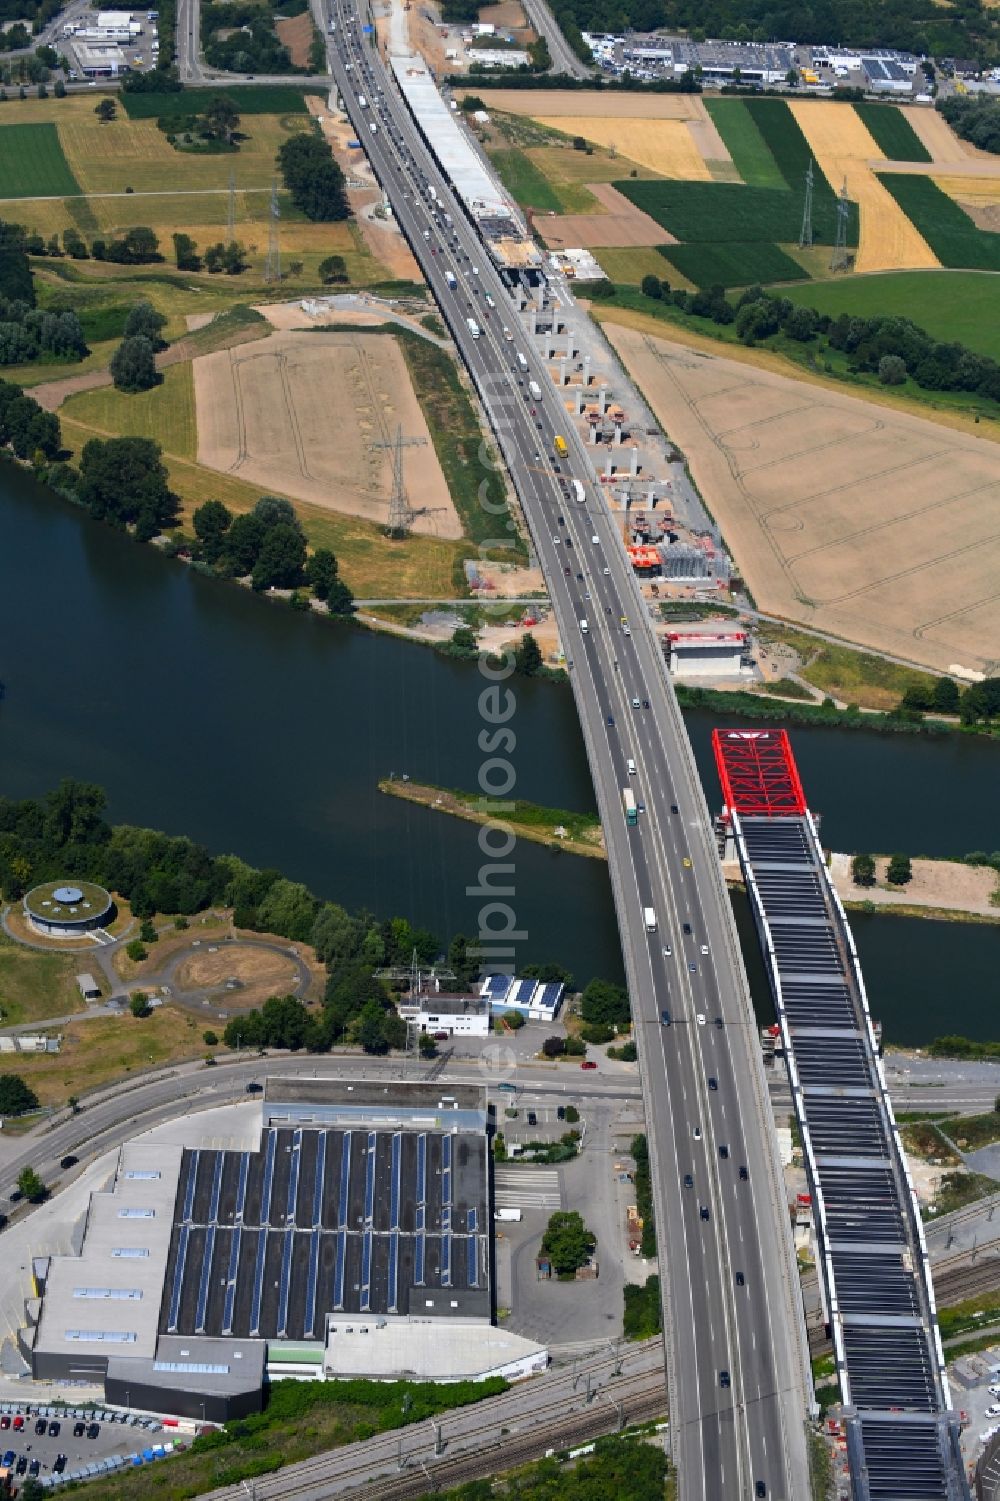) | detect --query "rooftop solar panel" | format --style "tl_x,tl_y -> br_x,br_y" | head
440,1232 -> 451,1288
166,1225 -> 189,1333
416,1133 -> 427,1204
260,1131 -> 277,1224
277,1230 -> 294,1337
390,1132 -> 402,1233
467,1237 -> 477,1288
361,1231 -> 372,1312
208,1153 -> 224,1222
334,1229 -> 347,1311
338,1131 -> 351,1228
286,1129 -> 302,1225
305,1229 -> 321,1336
222,1227 -> 241,1335
181,1152 -> 199,1223
194,1226 -> 216,1334
364,1132 -> 376,1226
311,1135 -> 326,1229
249,1227 -> 267,1337
387,1231 -> 399,1314
415,1232 -> 425,1287
235,1152 -> 250,1221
